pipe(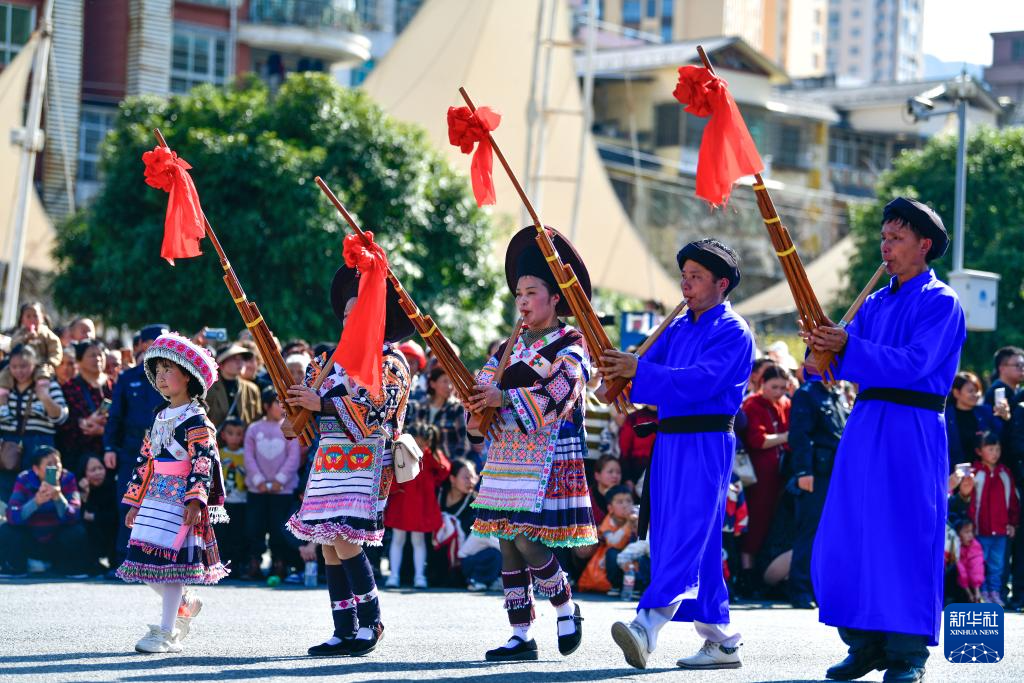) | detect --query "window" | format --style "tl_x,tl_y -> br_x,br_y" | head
622,0 -> 641,24
661,22 -> 672,43
1012,39 -> 1024,62
647,0 -> 656,18
849,45 -> 860,56
395,0 -> 425,34
78,106 -> 117,182
773,124 -> 804,169
654,102 -> 682,147
170,26 -> 228,94
0,2 -> 33,66
661,0 -> 673,17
